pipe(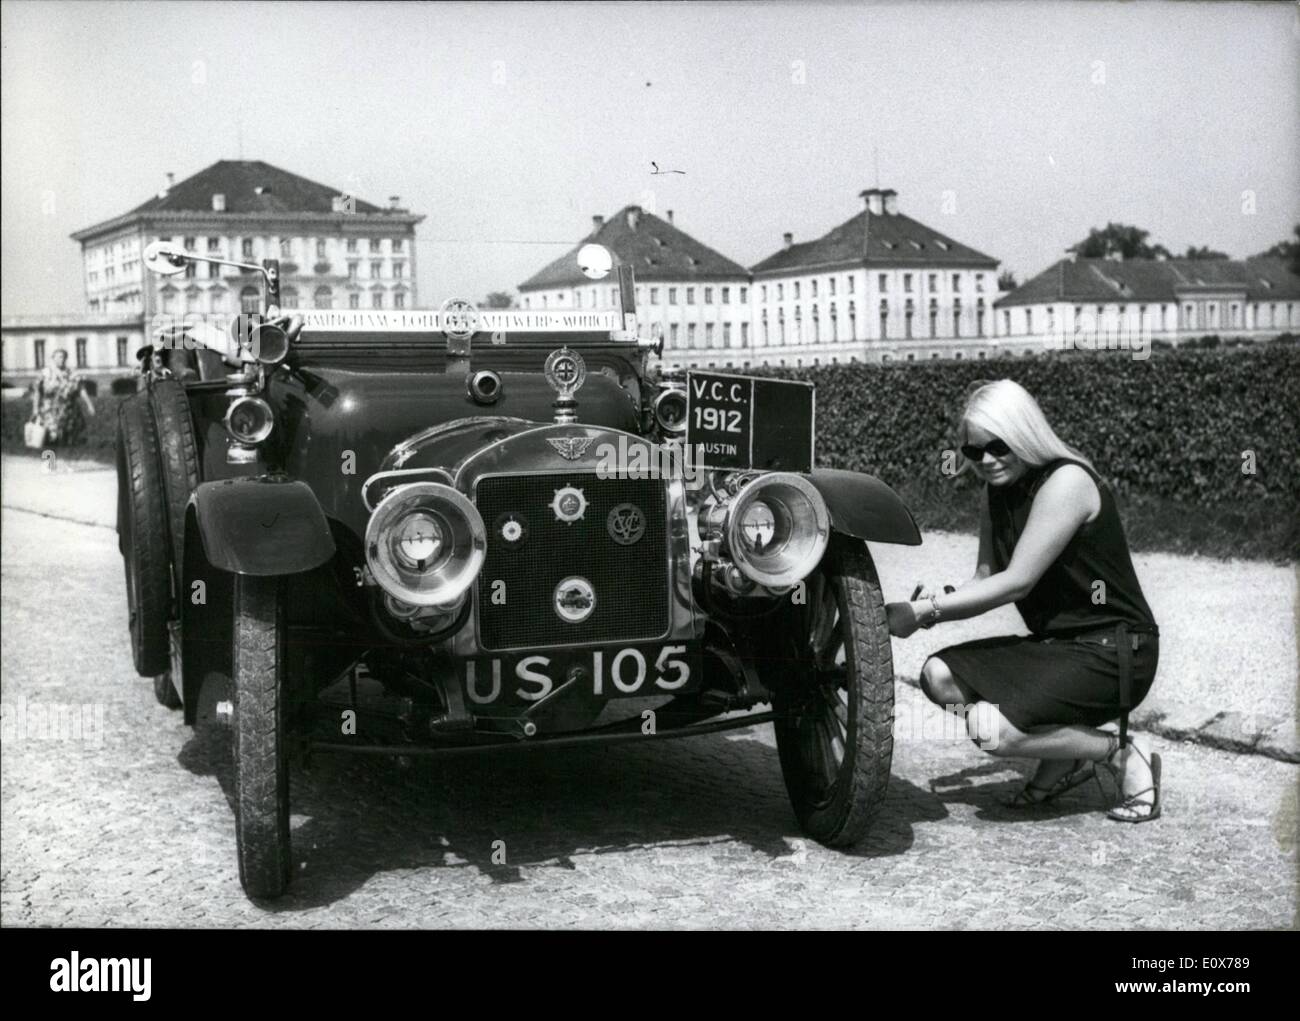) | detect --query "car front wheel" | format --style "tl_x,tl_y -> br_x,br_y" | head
231,573 -> 291,899
770,535 -> 894,847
